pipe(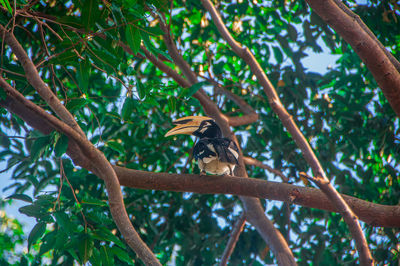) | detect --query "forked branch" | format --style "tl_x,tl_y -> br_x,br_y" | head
0,80 -> 160,265
201,0 -> 373,264
1,95 -> 399,229
0,25 -> 85,137
156,15 -> 296,265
